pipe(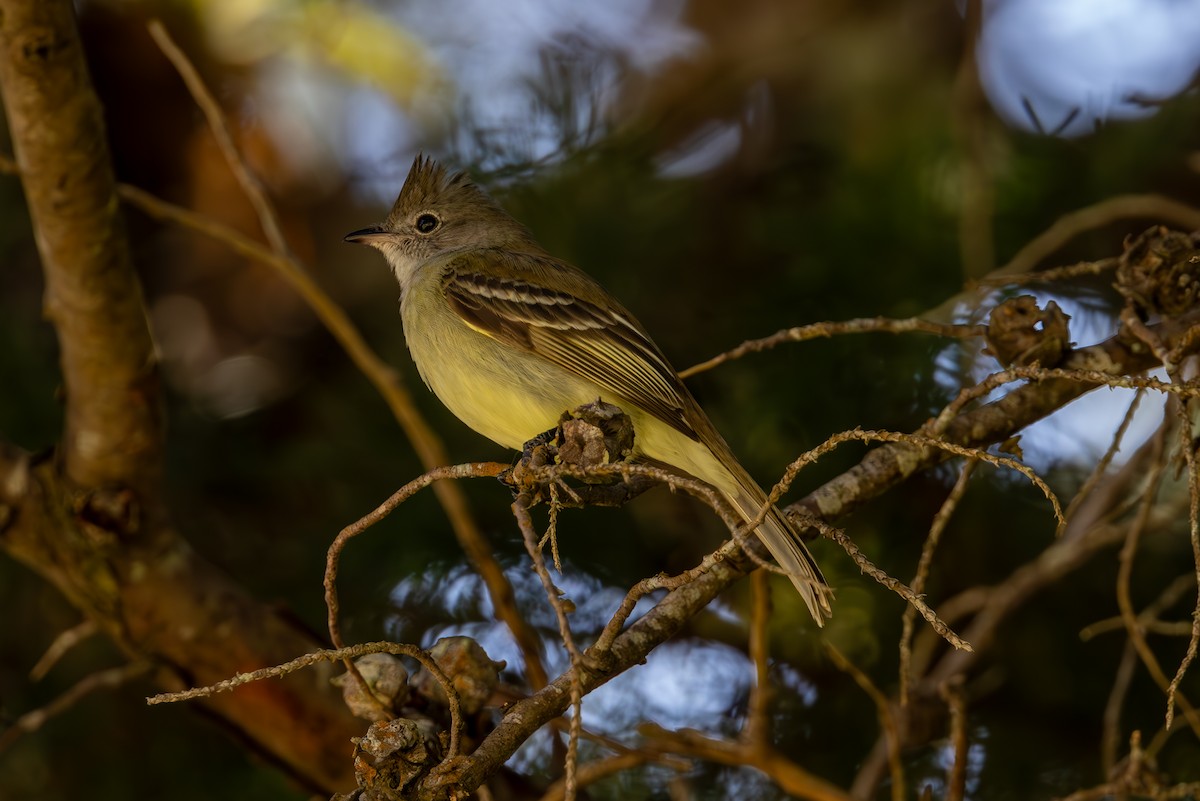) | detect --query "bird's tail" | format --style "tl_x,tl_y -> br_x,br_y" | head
727,481 -> 833,625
